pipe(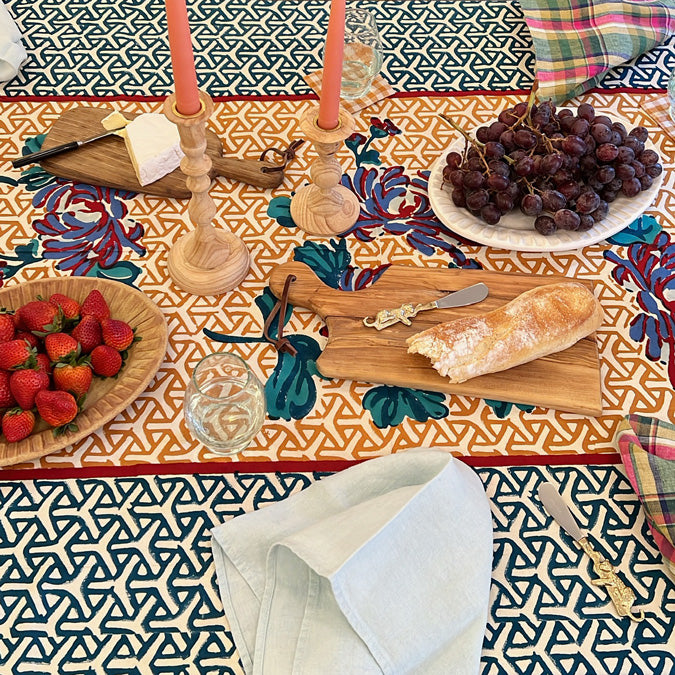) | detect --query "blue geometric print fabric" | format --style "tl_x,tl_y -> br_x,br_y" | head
0,465 -> 672,674
3,0 -> 673,98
